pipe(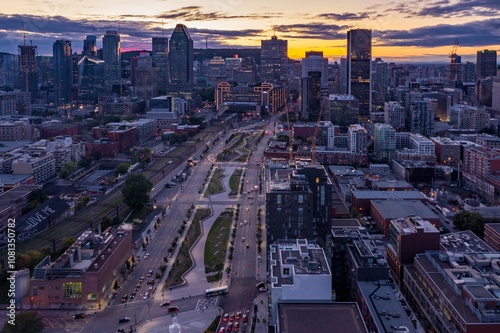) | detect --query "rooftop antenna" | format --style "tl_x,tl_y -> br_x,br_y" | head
22,22 -> 26,46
